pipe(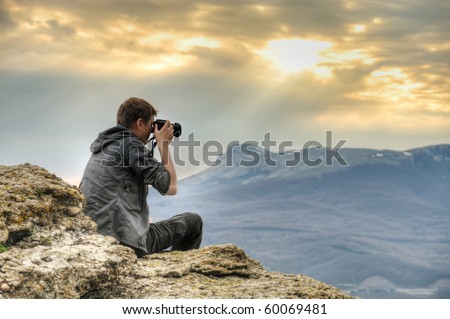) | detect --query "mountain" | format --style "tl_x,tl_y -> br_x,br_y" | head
148,144 -> 450,298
